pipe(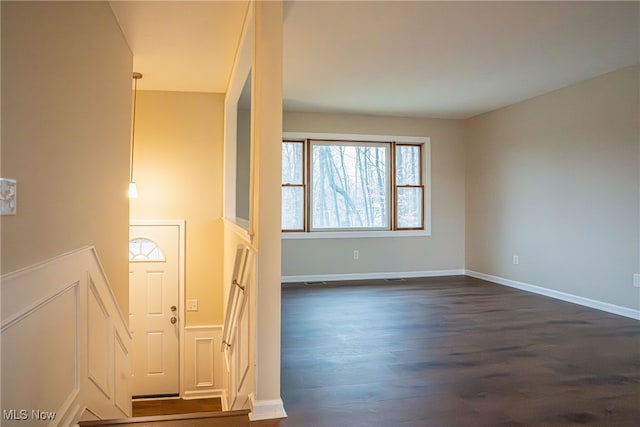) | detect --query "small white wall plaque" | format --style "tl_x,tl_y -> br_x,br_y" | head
1,178 -> 17,215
